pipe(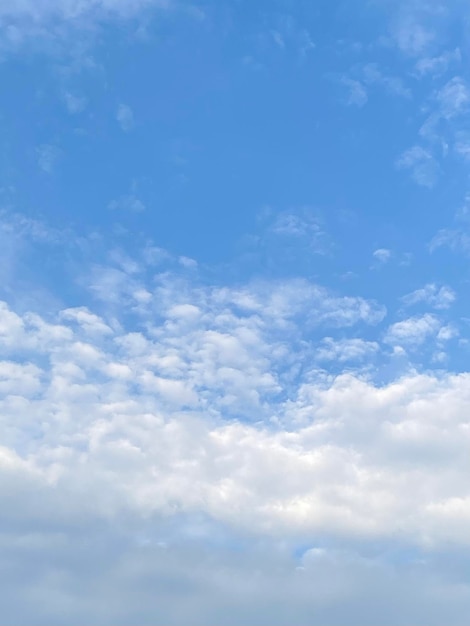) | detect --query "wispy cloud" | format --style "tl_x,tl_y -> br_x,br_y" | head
116,103 -> 135,132
36,144 -> 62,173
386,0 -> 449,59
63,91 -> 87,114
402,284 -> 456,310
430,228 -> 470,255
373,248 -> 392,265
265,13 -> 315,60
362,63 -> 411,98
270,210 -> 331,254
0,0 -> 171,25
436,76 -> 470,119
108,194 -> 146,212
0,0 -> 174,61
396,145 -> 439,187
391,16 -> 436,57
341,77 -> 368,107
415,48 -> 461,77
